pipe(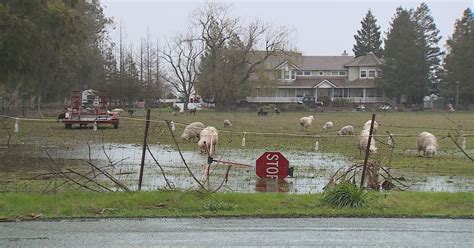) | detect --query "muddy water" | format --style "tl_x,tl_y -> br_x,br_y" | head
42,143 -> 474,193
